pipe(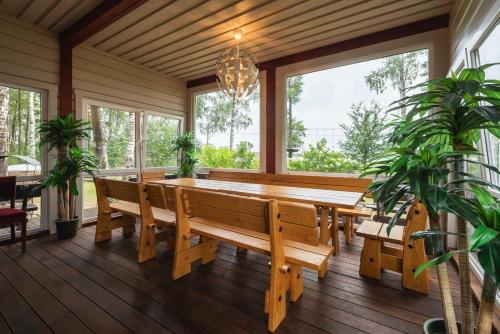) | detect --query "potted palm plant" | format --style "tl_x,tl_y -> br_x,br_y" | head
173,131 -> 198,178
364,63 -> 499,334
38,115 -> 97,239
